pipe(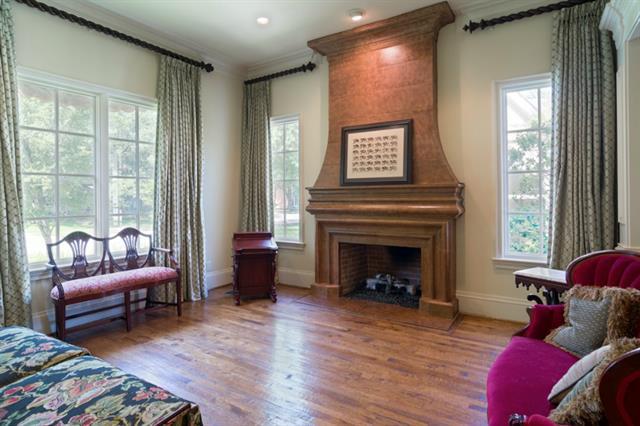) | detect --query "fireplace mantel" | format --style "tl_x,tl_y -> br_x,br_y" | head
306,2 -> 463,322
